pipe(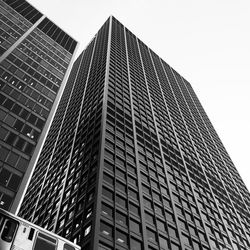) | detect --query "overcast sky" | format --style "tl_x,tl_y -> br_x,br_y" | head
28,0 -> 250,191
